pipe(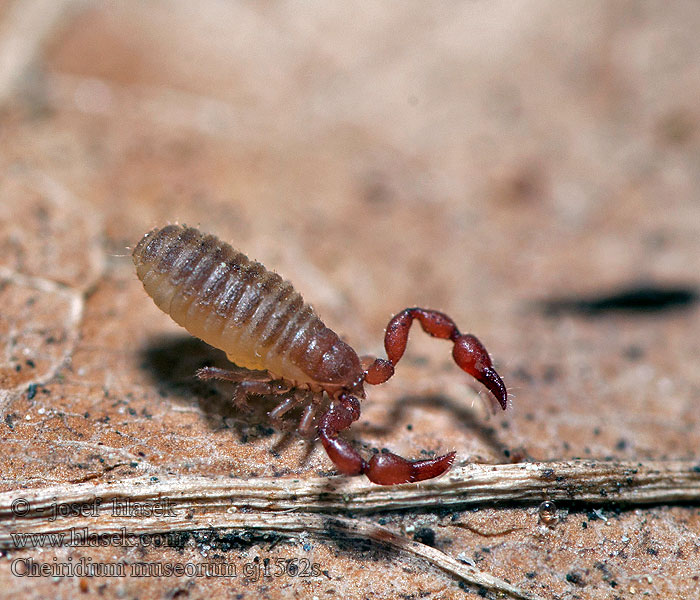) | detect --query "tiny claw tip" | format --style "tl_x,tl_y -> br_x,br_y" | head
479,366 -> 508,410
